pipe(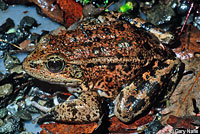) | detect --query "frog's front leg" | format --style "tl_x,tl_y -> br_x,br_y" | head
114,58 -> 184,123
37,91 -> 101,124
